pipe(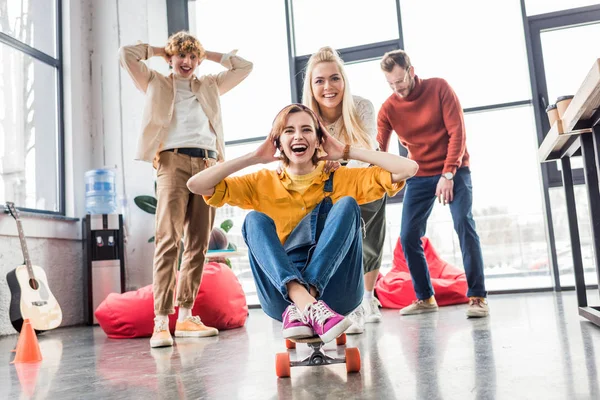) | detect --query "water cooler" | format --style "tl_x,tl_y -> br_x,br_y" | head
83,214 -> 125,325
